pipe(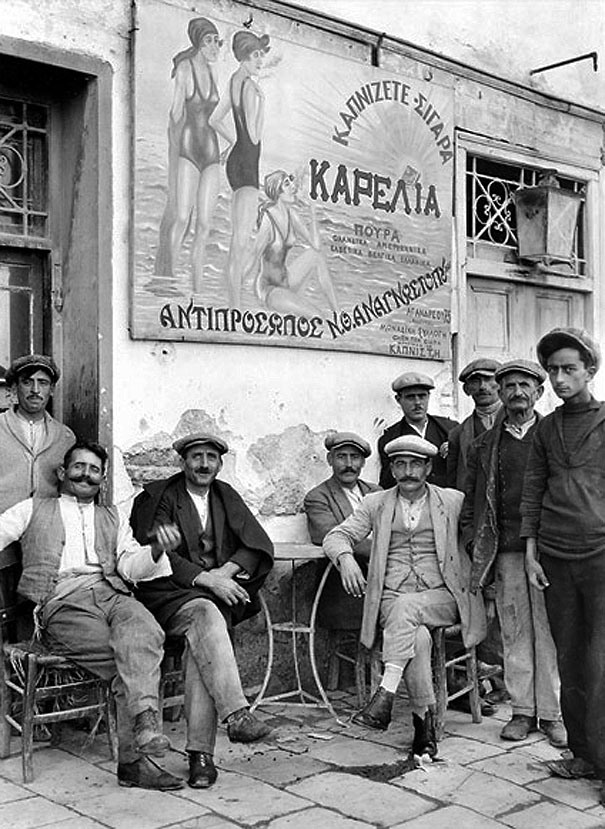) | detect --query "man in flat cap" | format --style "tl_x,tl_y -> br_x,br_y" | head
324,435 -> 485,759
303,431 -> 380,638
521,328 -> 605,799
461,360 -> 565,746
447,358 -> 502,491
0,354 -> 75,514
378,372 -> 458,490
130,433 -> 274,789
